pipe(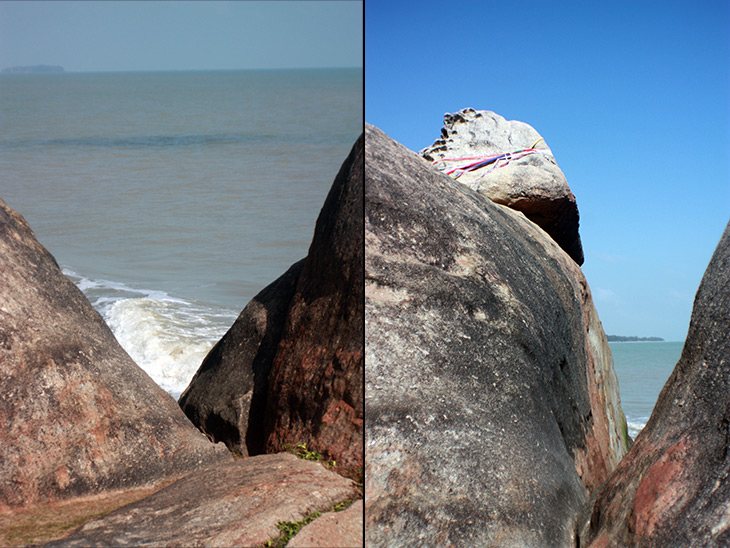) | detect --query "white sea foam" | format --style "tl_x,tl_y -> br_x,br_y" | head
64,268 -> 237,399
626,418 -> 648,440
